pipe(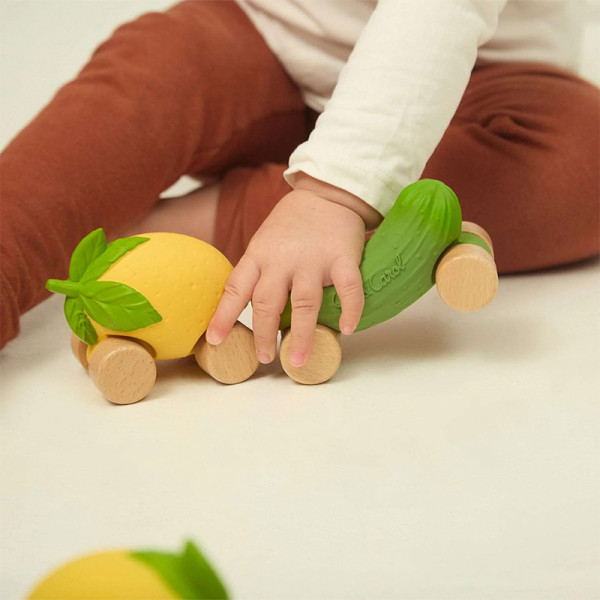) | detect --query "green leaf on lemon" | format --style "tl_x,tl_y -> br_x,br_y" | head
81,236 -> 149,282
79,280 -> 162,332
64,297 -> 98,346
69,228 -> 107,282
46,228 -> 162,343
181,540 -> 229,599
131,540 -> 229,600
